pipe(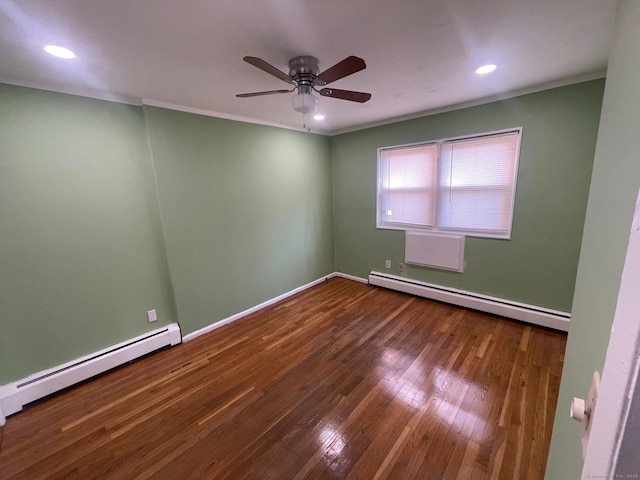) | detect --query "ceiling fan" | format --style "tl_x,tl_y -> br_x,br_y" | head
236,55 -> 371,115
